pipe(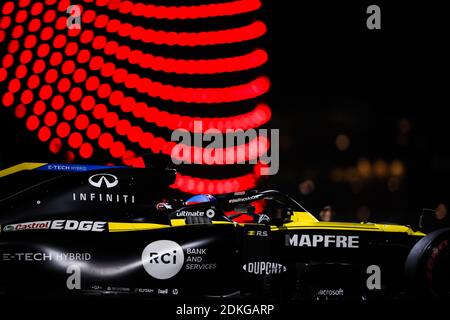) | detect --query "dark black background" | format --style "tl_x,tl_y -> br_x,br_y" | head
1,1 -> 449,225
262,1 -> 449,224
